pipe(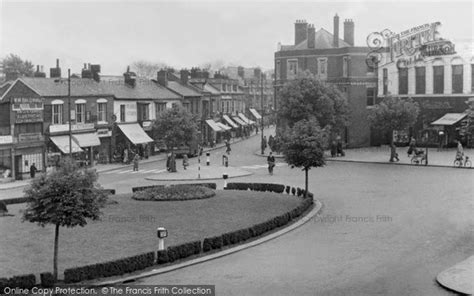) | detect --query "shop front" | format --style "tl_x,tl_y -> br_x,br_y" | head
431,113 -> 469,148
115,123 -> 154,162
0,136 -> 14,180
